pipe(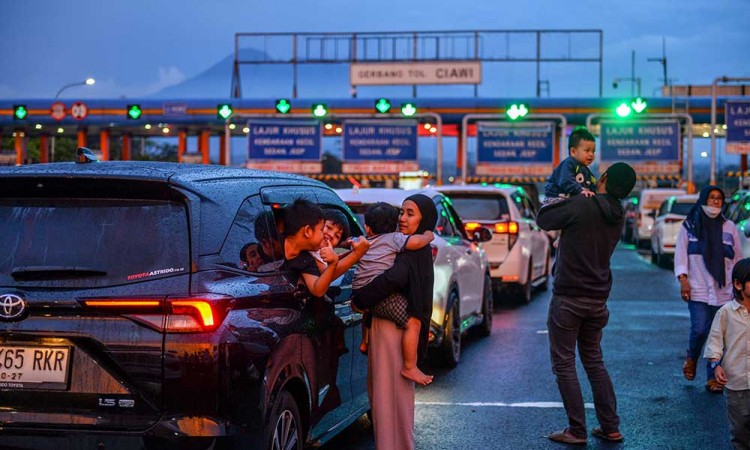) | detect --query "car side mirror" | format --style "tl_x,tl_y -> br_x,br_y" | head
472,227 -> 493,243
